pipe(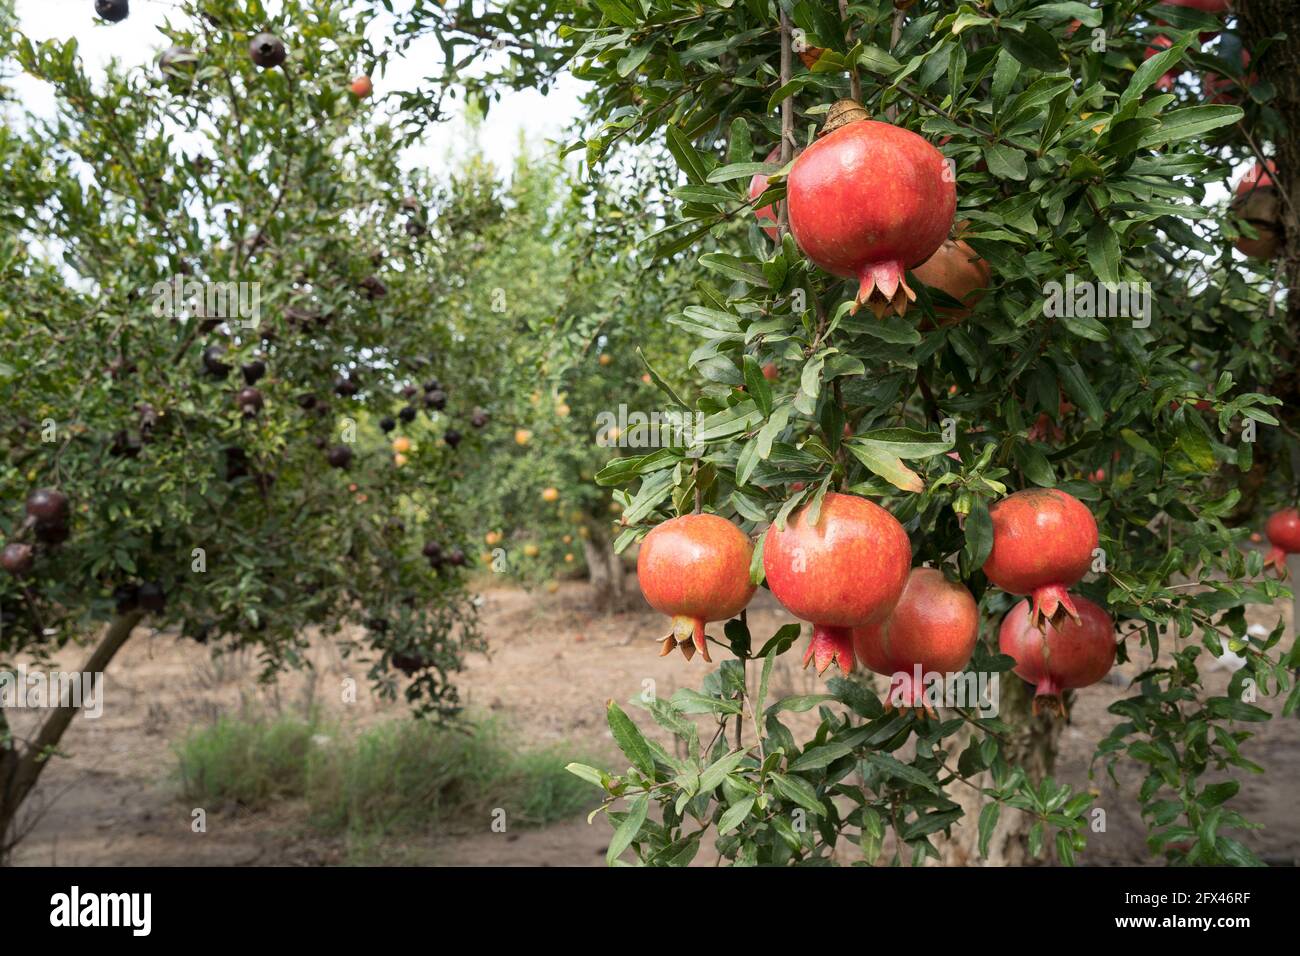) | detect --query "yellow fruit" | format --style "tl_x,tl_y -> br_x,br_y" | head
577,526 -> 590,539
480,551 -> 493,564
529,392 -> 541,405
394,453 -> 409,467
564,553 -> 575,563
598,354 -> 612,366
562,534 -> 573,544
555,403 -> 570,417
523,544 -> 539,557
485,531 -> 502,546
545,580 -> 560,594
392,436 -> 411,454
514,428 -> 532,446
542,487 -> 559,503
